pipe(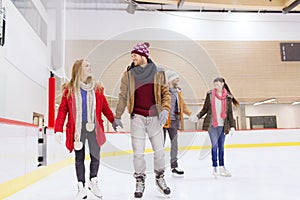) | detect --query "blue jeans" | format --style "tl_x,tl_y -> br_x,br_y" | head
208,126 -> 225,167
